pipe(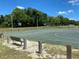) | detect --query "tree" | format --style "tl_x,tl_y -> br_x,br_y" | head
48,16 -> 61,26
57,15 -> 65,25
4,15 -> 11,27
12,8 -> 32,27
0,15 -> 4,24
0,8 -> 77,27
62,18 -> 70,25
